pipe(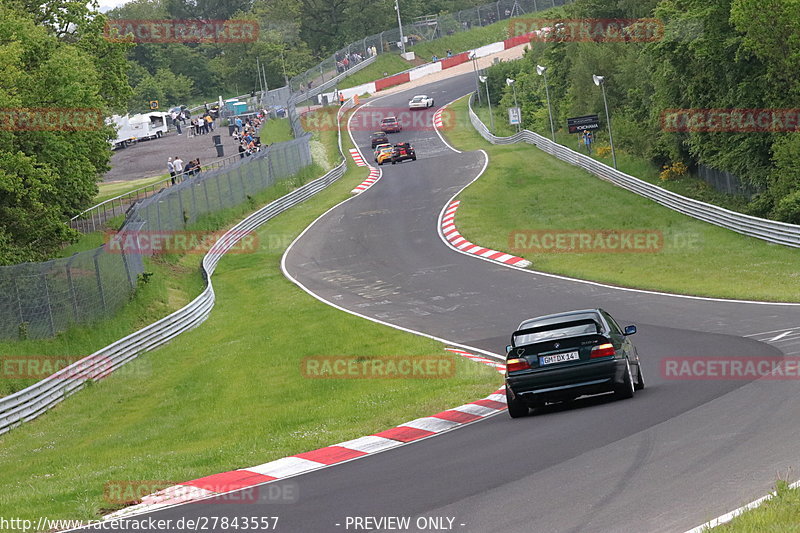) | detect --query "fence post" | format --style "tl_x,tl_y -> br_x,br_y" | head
93,248 -> 107,313
39,265 -> 56,336
65,254 -> 80,322
177,185 -> 185,228
13,276 -> 24,329
121,242 -> 135,289
496,1 -> 501,20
